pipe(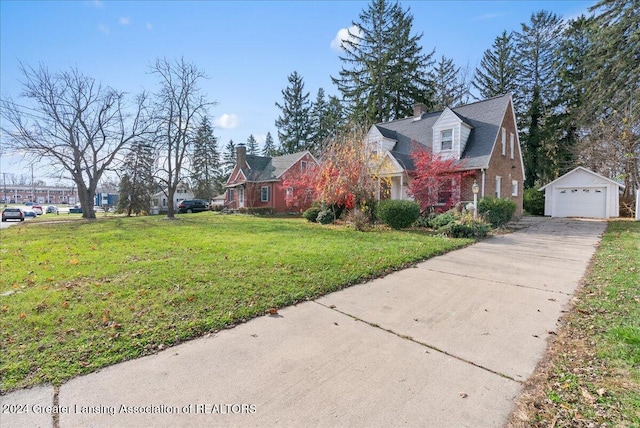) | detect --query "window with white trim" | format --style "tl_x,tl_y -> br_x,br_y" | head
511,180 -> 518,197
260,186 -> 270,202
441,129 -> 453,151
509,132 -> 515,159
228,189 -> 234,202
501,127 -> 506,156
495,176 -> 502,198
301,161 -> 307,171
